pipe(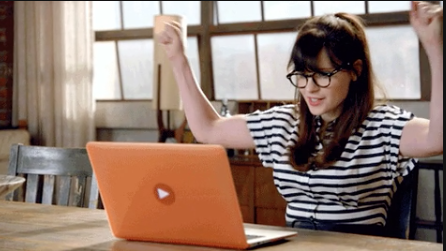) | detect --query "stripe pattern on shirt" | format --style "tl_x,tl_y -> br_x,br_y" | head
245,104 -> 417,225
